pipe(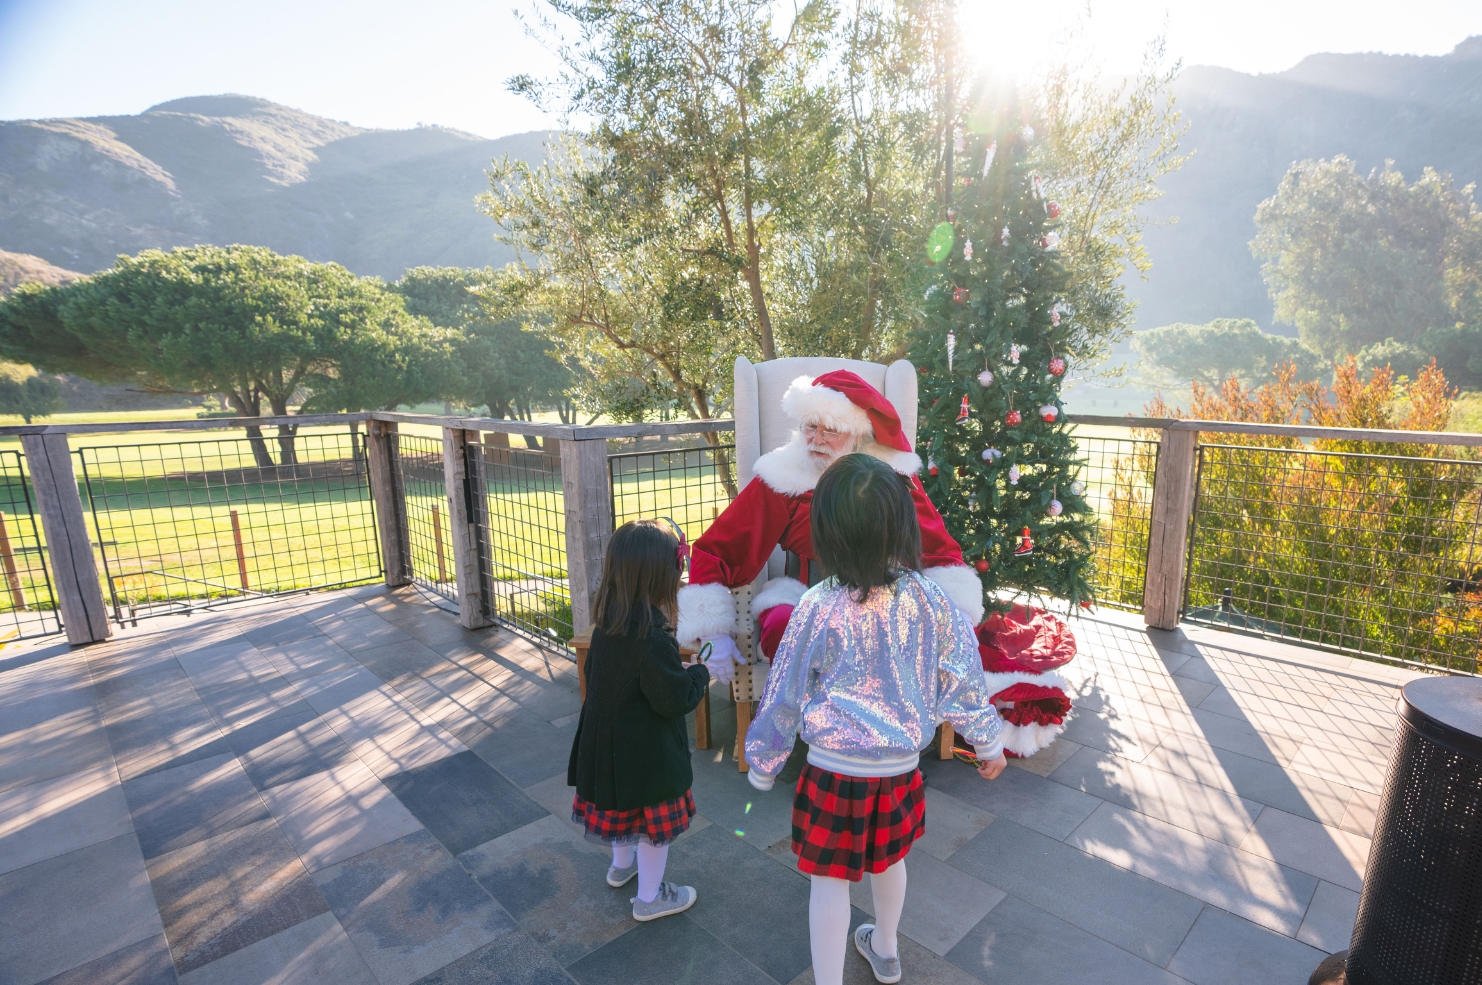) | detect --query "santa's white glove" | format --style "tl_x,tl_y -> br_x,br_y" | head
701,635 -> 744,685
